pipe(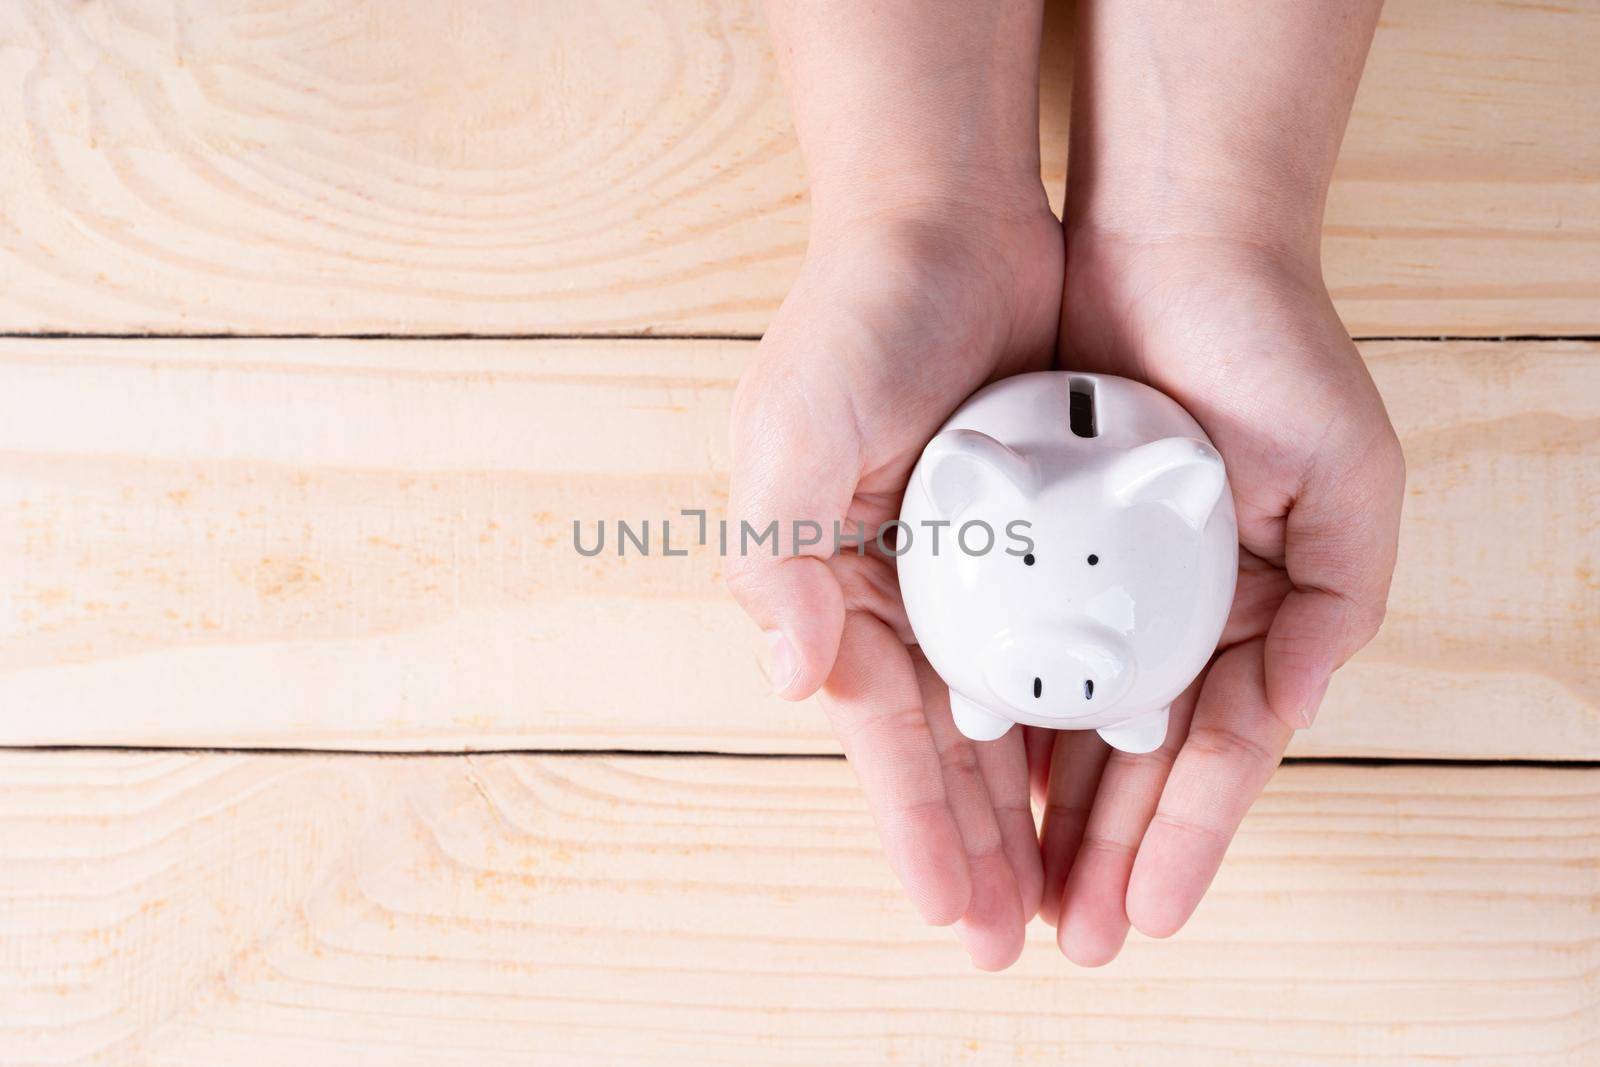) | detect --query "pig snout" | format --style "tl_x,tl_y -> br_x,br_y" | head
981,625 -> 1134,720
